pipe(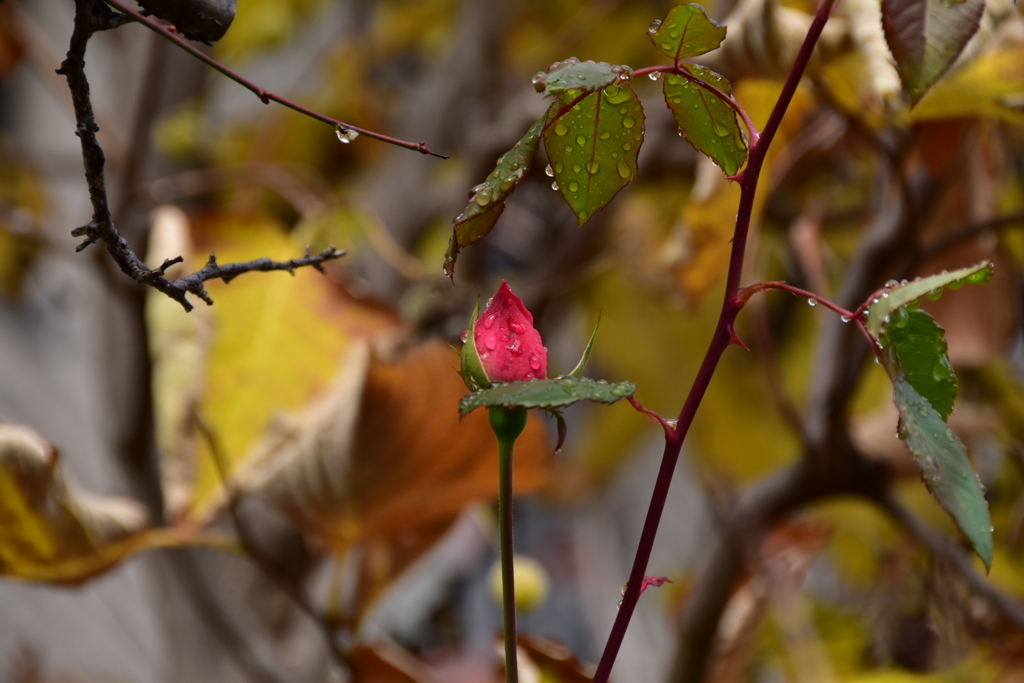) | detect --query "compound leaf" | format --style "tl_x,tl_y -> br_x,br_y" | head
881,0 -> 985,105
864,260 -> 992,338
884,309 -> 957,421
459,376 -> 635,417
444,117 -> 545,279
648,4 -> 726,62
664,67 -> 747,176
544,83 -> 645,227
893,375 -> 992,569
